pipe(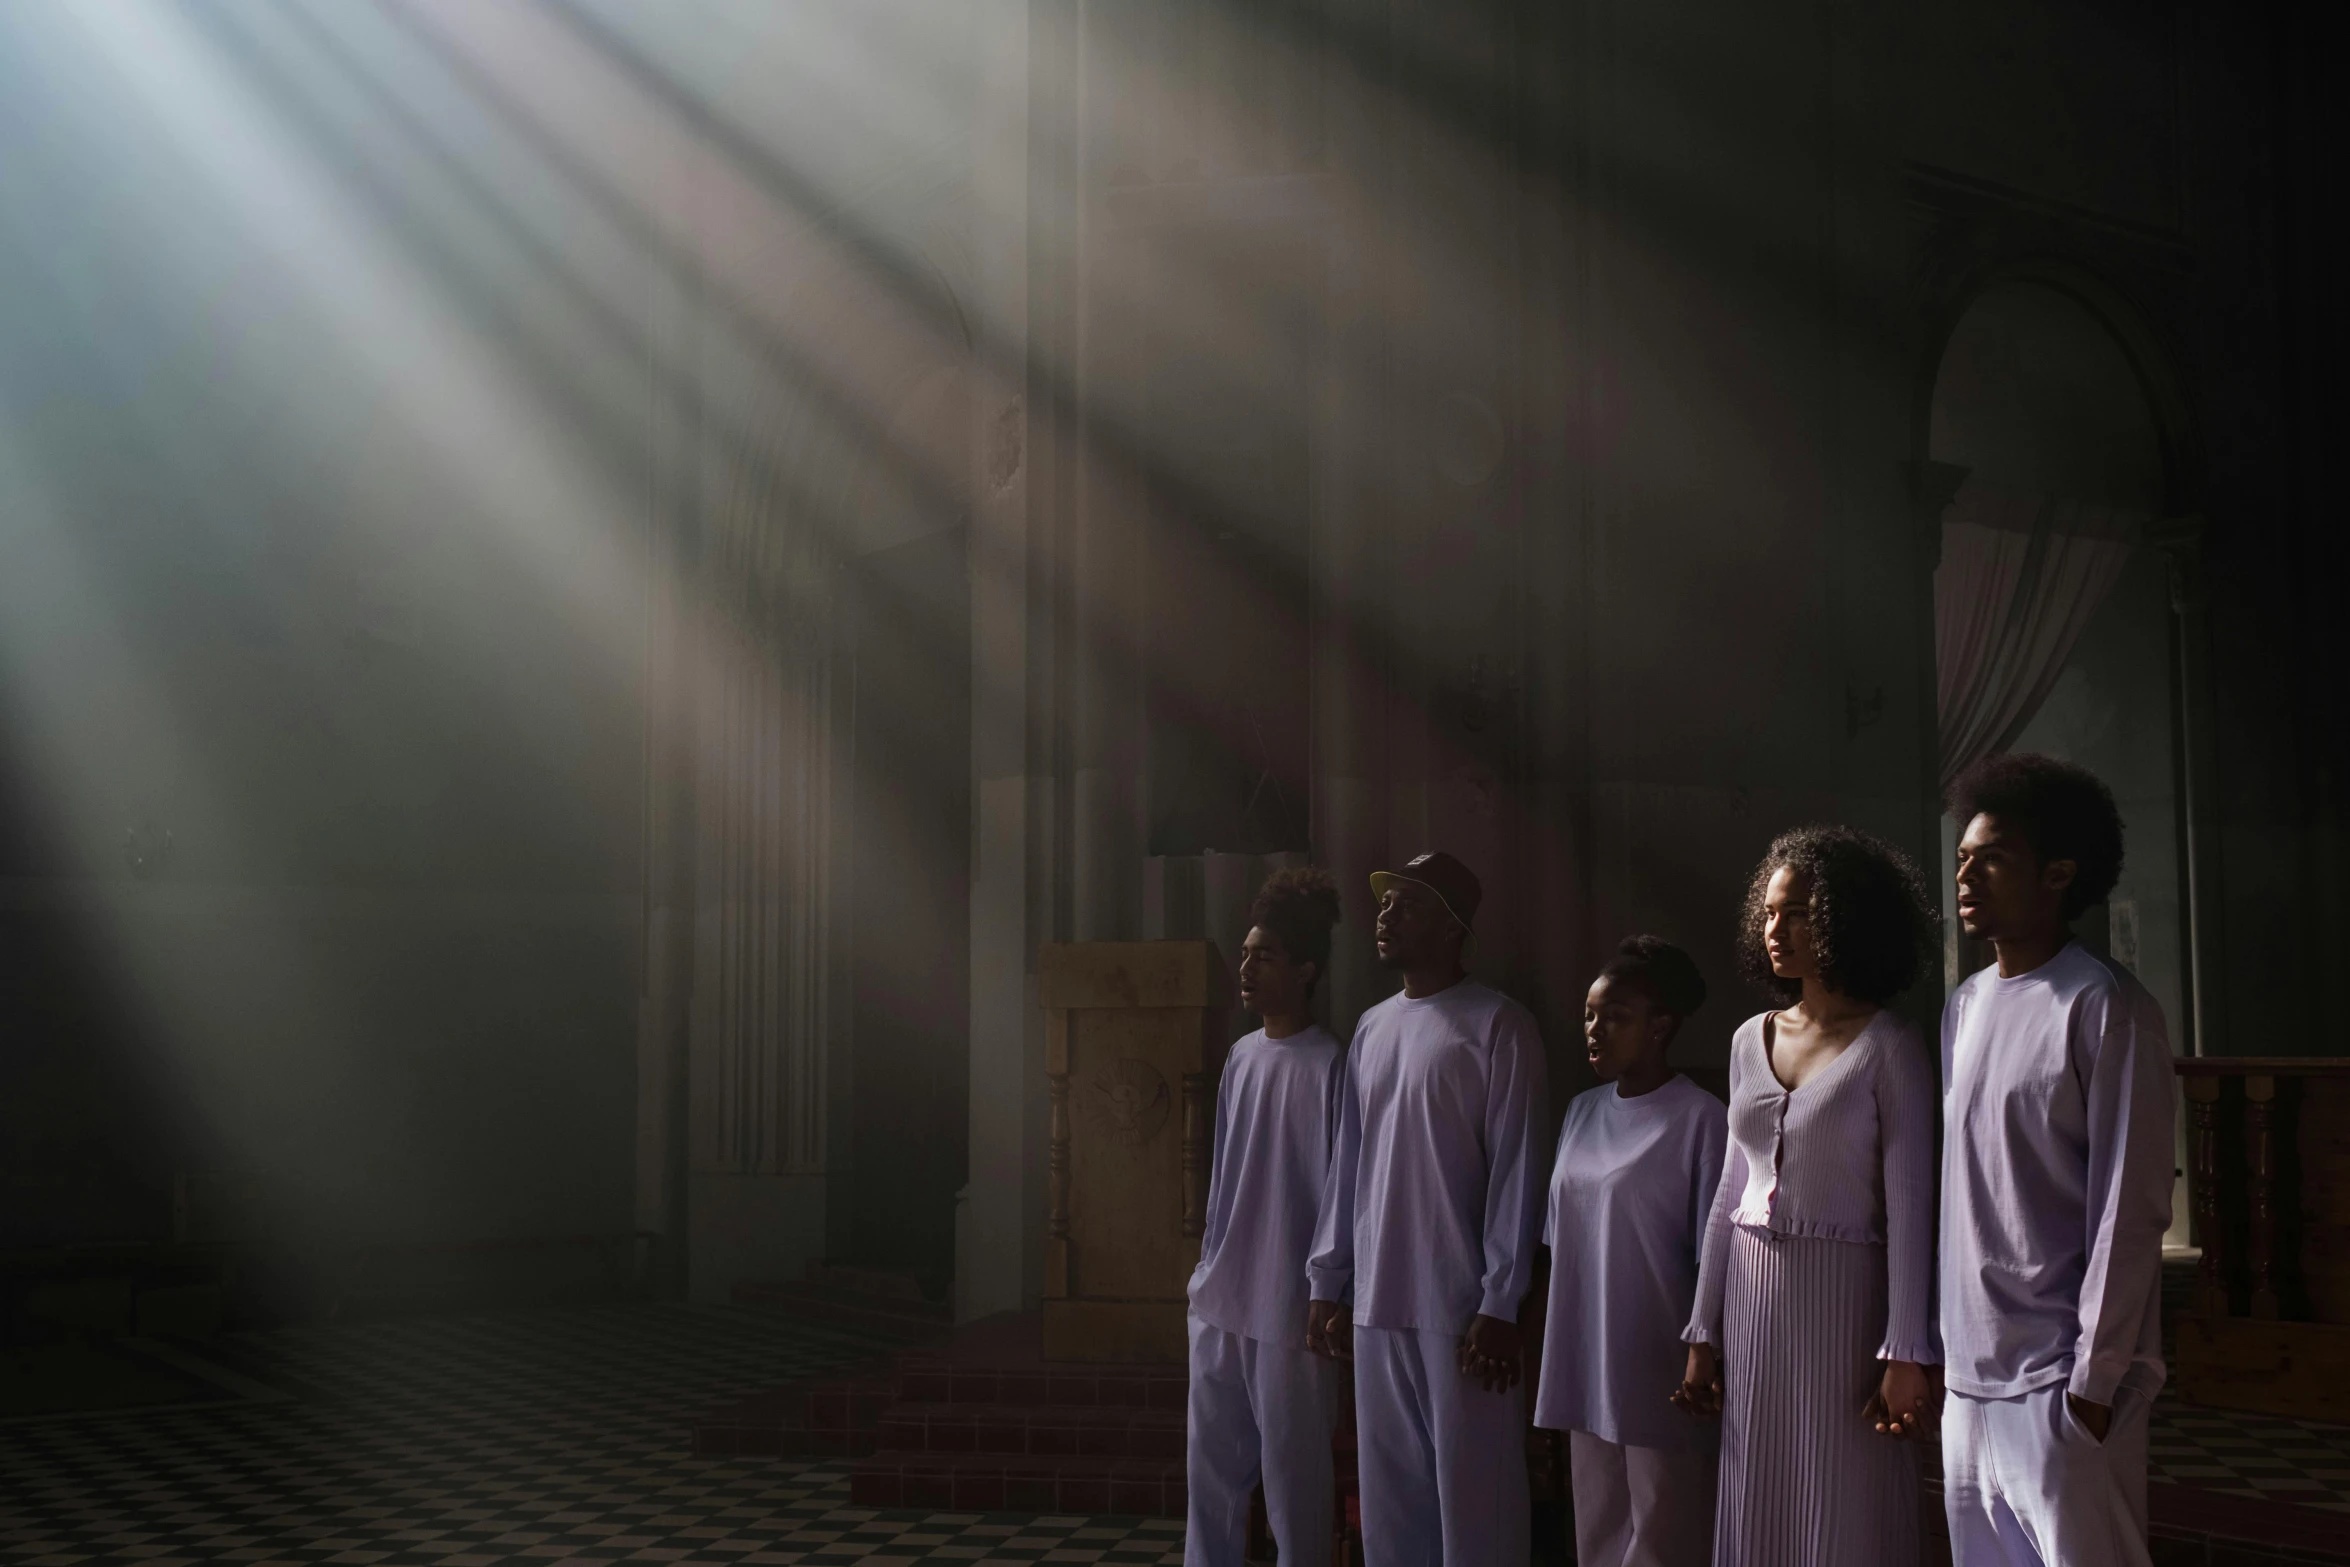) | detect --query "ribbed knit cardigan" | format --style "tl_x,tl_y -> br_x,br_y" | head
1684,1008 -> 1939,1364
